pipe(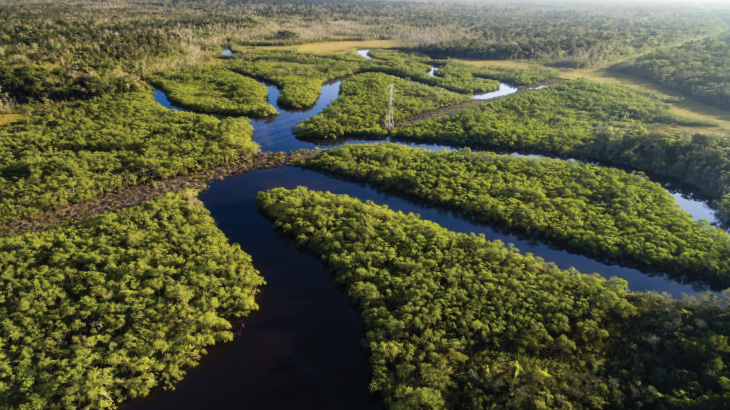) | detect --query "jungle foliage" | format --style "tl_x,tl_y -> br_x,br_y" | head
228,49 -> 554,112
0,192 -> 264,409
151,64 -> 276,117
0,0 -> 722,104
364,50 -> 500,94
229,50 -> 362,109
257,186 -> 730,410
394,79 -> 730,200
398,6 -> 725,67
297,144 -> 730,288
0,91 -> 258,225
295,72 -> 468,140
613,33 -> 730,110
461,63 -> 556,86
